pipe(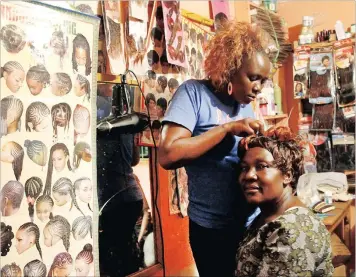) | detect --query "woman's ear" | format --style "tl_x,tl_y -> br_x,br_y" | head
283,172 -> 293,187
3,71 -> 9,79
